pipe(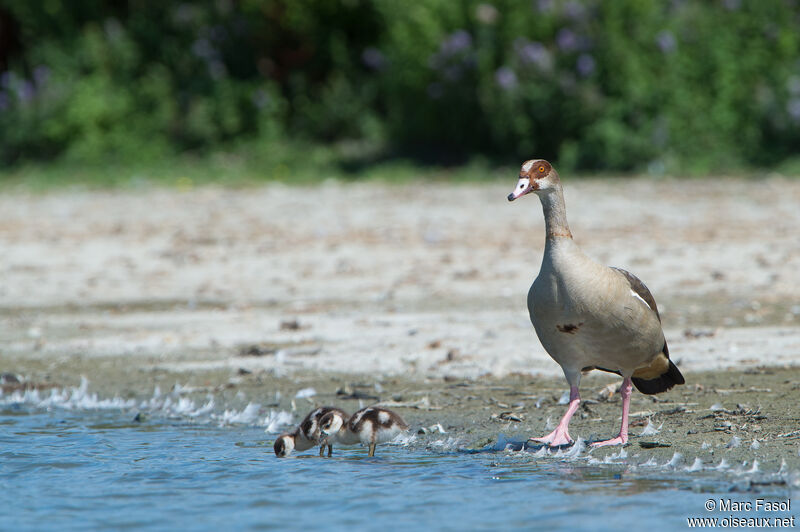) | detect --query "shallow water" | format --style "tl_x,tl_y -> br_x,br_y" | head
1,387 -> 795,531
